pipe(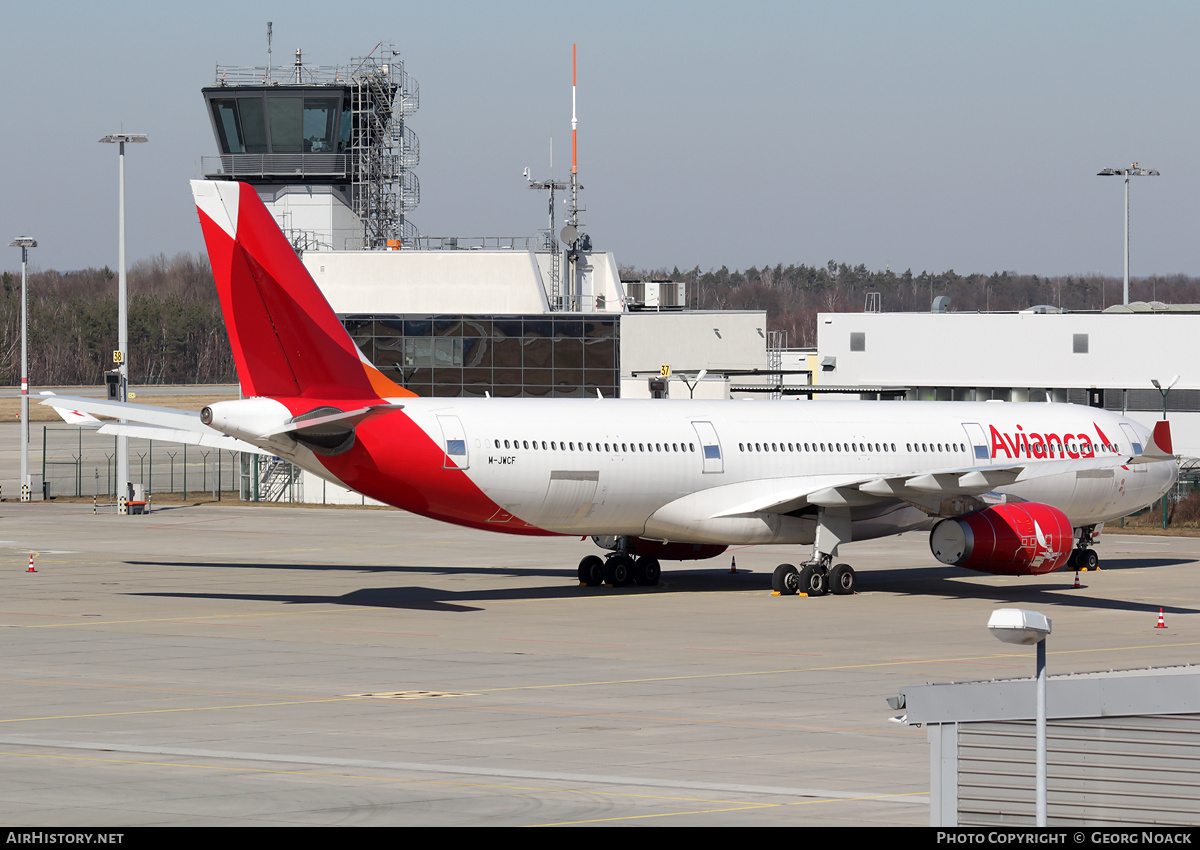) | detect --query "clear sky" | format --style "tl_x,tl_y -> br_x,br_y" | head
2,0 -> 1197,278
